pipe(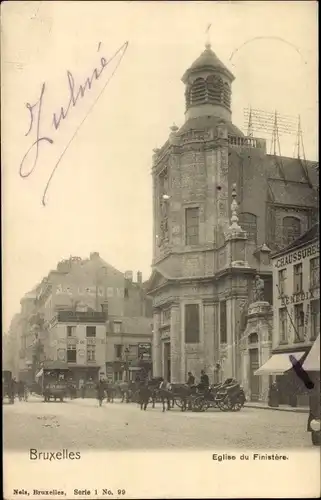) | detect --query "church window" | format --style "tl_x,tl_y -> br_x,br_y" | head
282,216 -> 301,247
239,213 -> 257,244
207,75 -> 224,103
185,304 -> 200,343
185,207 -> 199,245
220,301 -> 227,343
223,82 -> 231,107
190,78 -> 206,105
